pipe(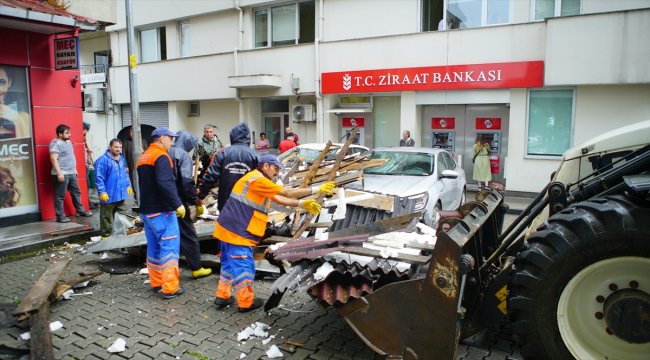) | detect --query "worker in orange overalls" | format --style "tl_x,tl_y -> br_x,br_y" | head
137,128 -> 186,299
213,154 -> 335,312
